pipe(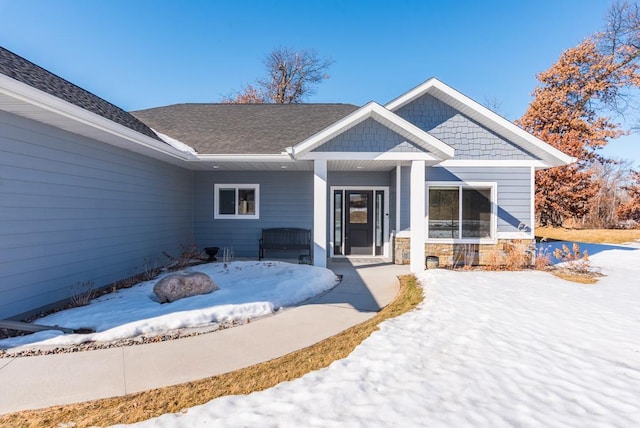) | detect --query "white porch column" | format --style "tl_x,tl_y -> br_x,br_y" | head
313,159 -> 328,268
410,160 -> 426,273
